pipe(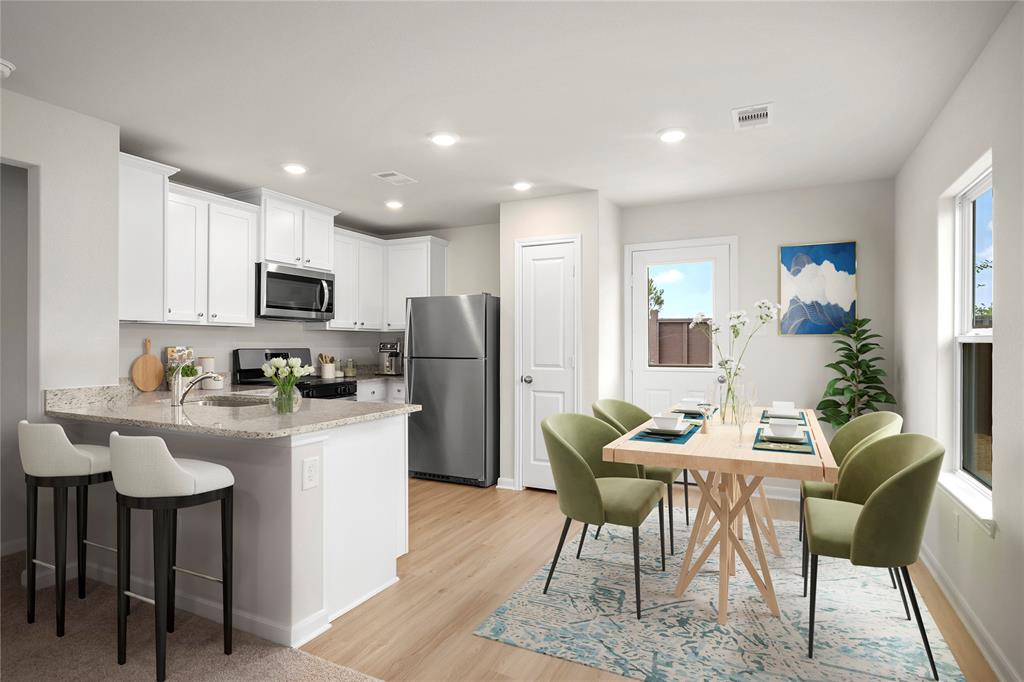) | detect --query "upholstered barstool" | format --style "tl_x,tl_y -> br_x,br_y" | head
110,432 -> 234,682
19,420 -> 114,636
